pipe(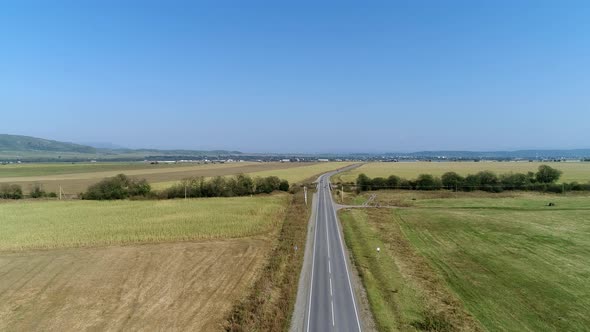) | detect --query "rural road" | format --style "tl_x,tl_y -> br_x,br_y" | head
293,166 -> 364,332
